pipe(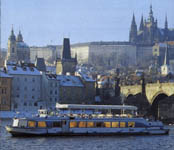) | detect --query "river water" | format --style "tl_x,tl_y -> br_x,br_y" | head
1,119 -> 174,150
